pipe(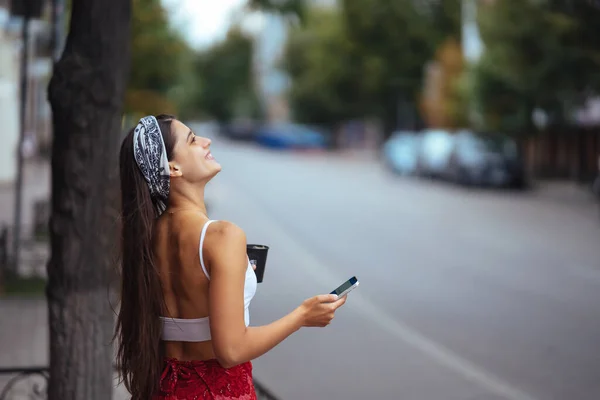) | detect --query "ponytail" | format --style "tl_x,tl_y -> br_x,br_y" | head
114,115 -> 175,399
